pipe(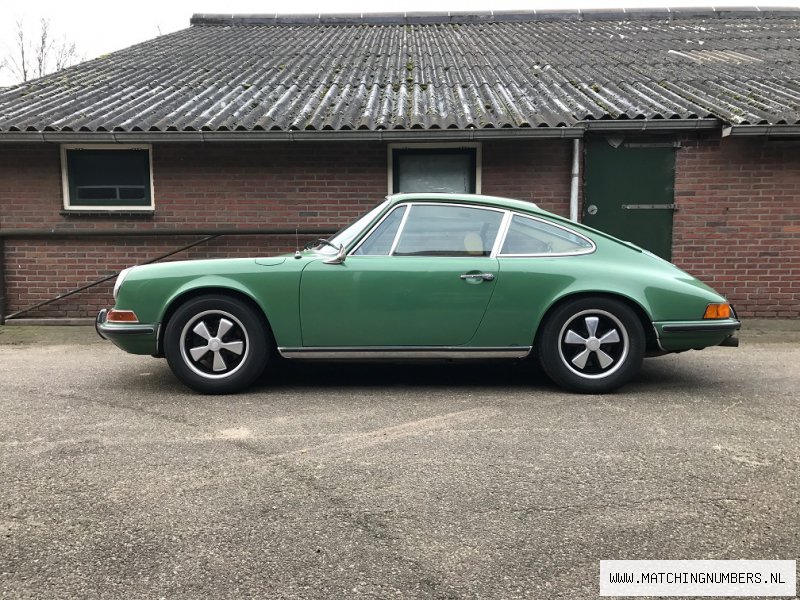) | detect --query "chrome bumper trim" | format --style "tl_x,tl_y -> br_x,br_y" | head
662,321 -> 741,333
95,309 -> 109,340
96,308 -> 156,337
